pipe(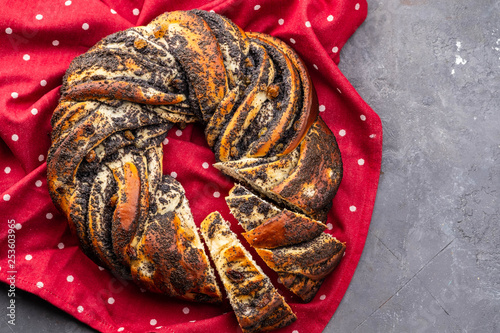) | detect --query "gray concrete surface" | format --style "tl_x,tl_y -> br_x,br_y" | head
2,1 -> 499,332
328,0 -> 500,332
